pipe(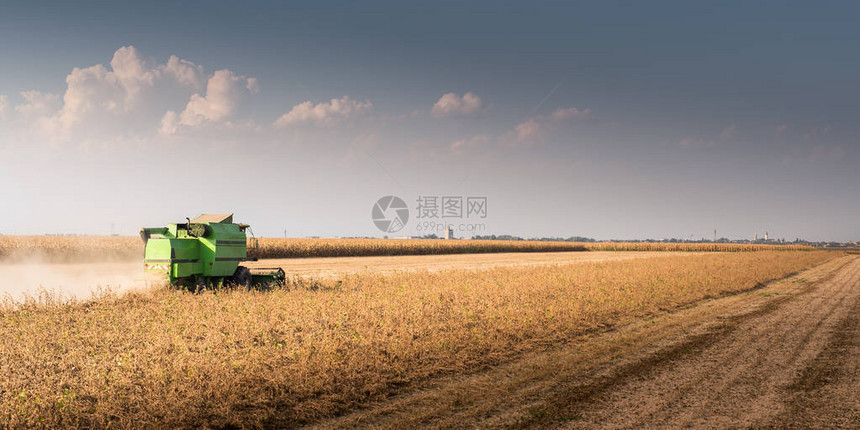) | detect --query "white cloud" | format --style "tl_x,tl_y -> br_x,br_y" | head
4,45 -> 254,142
160,55 -> 205,88
109,45 -> 157,103
0,95 -> 8,118
550,107 -> 590,121
14,90 -> 61,118
7,91 -> 62,143
158,110 -> 181,135
53,46 -> 160,132
719,124 -> 736,140
183,71 -> 244,123
246,77 -> 260,94
451,134 -> 490,153
679,123 -> 737,150
160,69 -> 258,134
506,106 -> 591,144
274,96 -> 372,127
431,92 -> 482,117
514,118 -> 544,143
775,124 -> 788,135
56,64 -> 123,131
